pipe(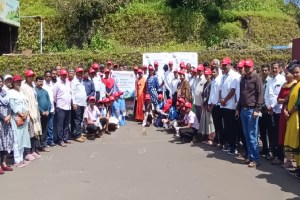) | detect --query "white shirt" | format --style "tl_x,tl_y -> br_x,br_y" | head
219,69 -> 239,110
264,74 -> 286,113
2,85 -> 10,93
183,111 -> 199,129
208,74 -> 222,105
164,70 -> 174,91
99,79 -> 106,100
53,79 -> 72,110
155,70 -> 165,92
189,77 -> 196,97
170,78 -> 180,96
234,72 -> 241,107
93,76 -> 102,92
71,77 -> 87,107
43,80 -> 55,113
193,75 -> 207,106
